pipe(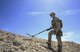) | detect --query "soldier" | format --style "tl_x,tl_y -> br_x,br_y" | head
47,12 -> 63,52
